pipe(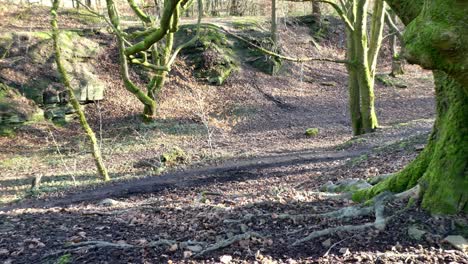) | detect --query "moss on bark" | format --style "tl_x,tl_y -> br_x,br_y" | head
354,71 -> 467,214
